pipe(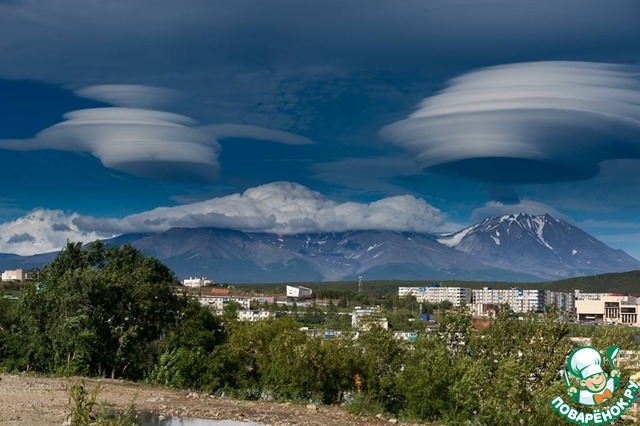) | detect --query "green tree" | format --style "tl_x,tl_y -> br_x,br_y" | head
149,299 -> 226,392
218,317 -> 299,398
3,241 -> 181,379
357,325 -> 406,412
469,310 -> 571,425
